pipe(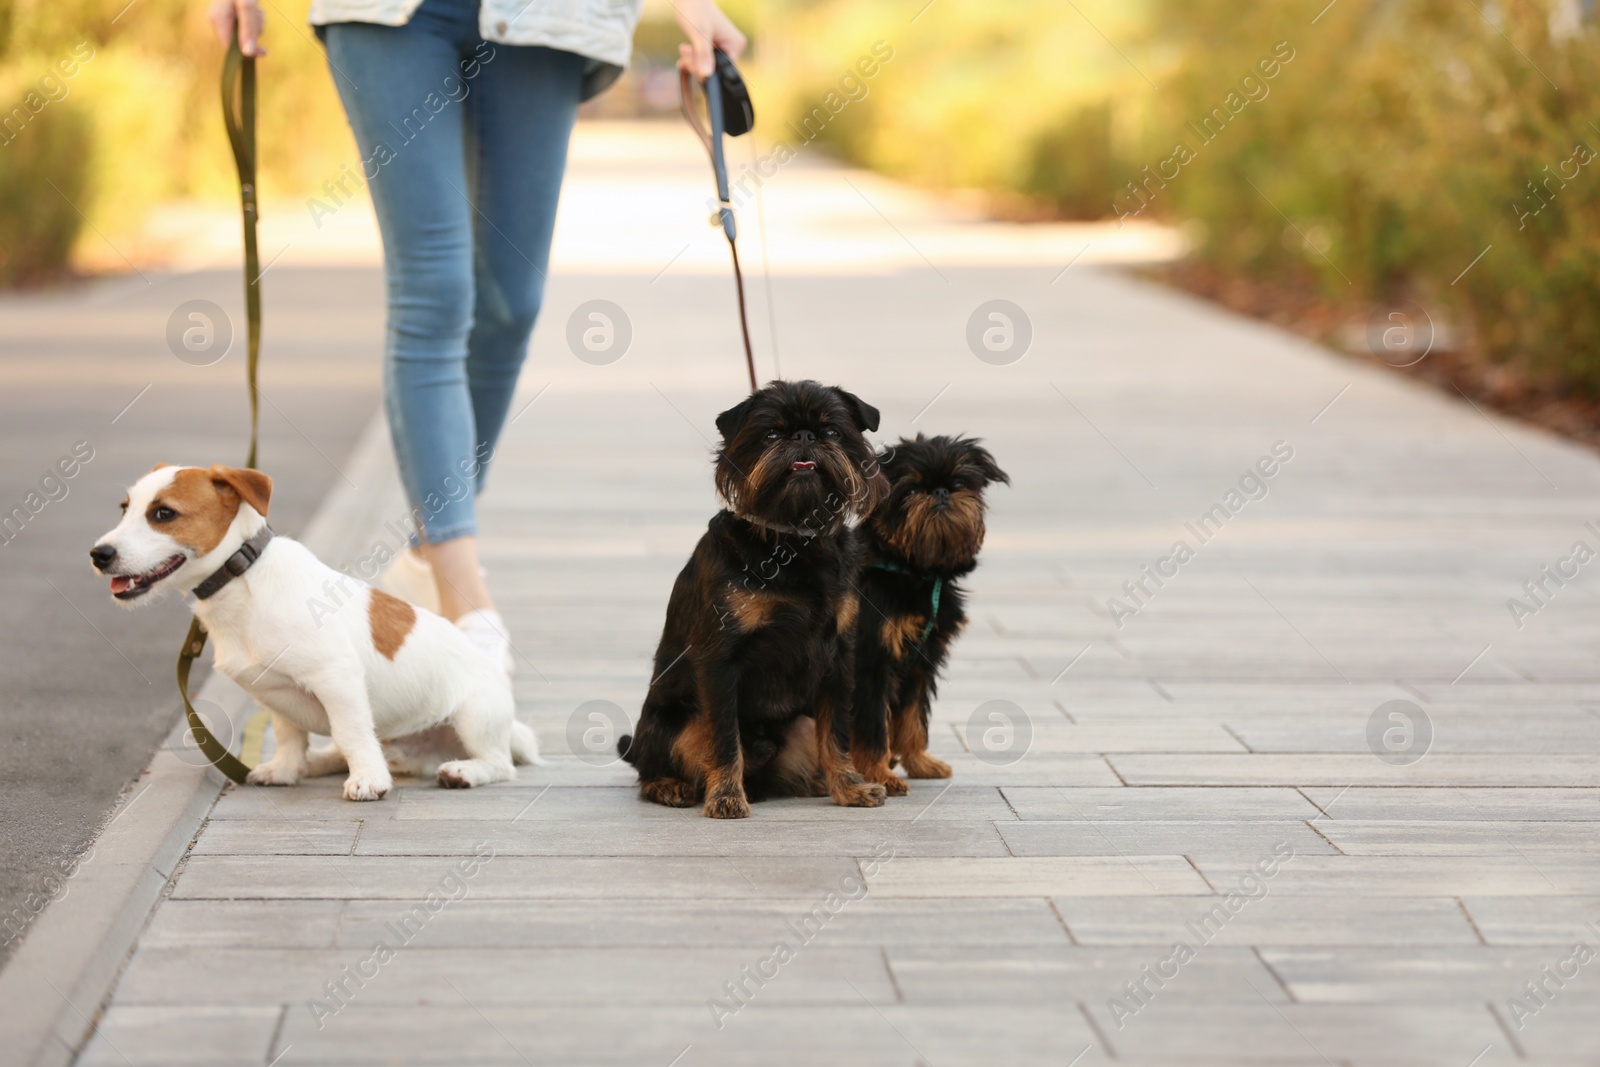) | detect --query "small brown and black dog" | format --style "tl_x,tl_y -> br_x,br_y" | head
850,434 -> 1008,793
619,380 -> 891,818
